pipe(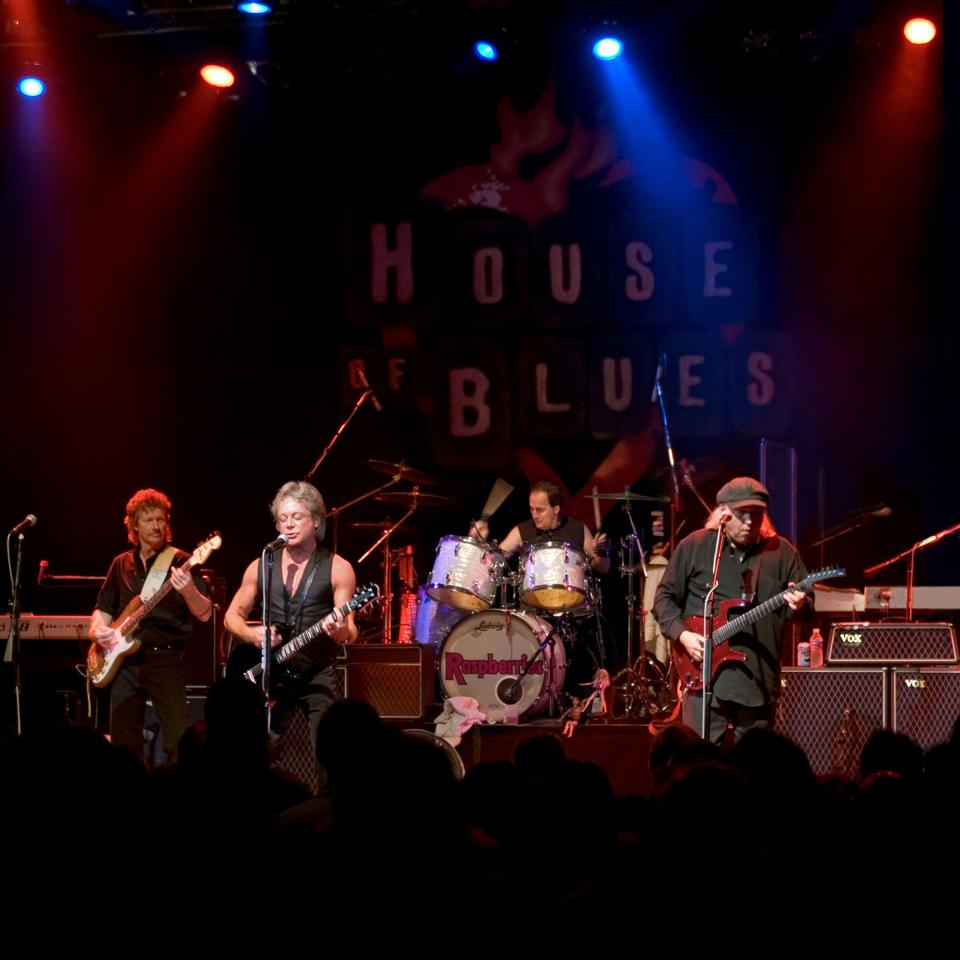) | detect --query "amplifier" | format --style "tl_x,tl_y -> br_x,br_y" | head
776,668 -> 887,779
337,644 -> 436,720
891,668 -> 960,751
827,622 -> 957,665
